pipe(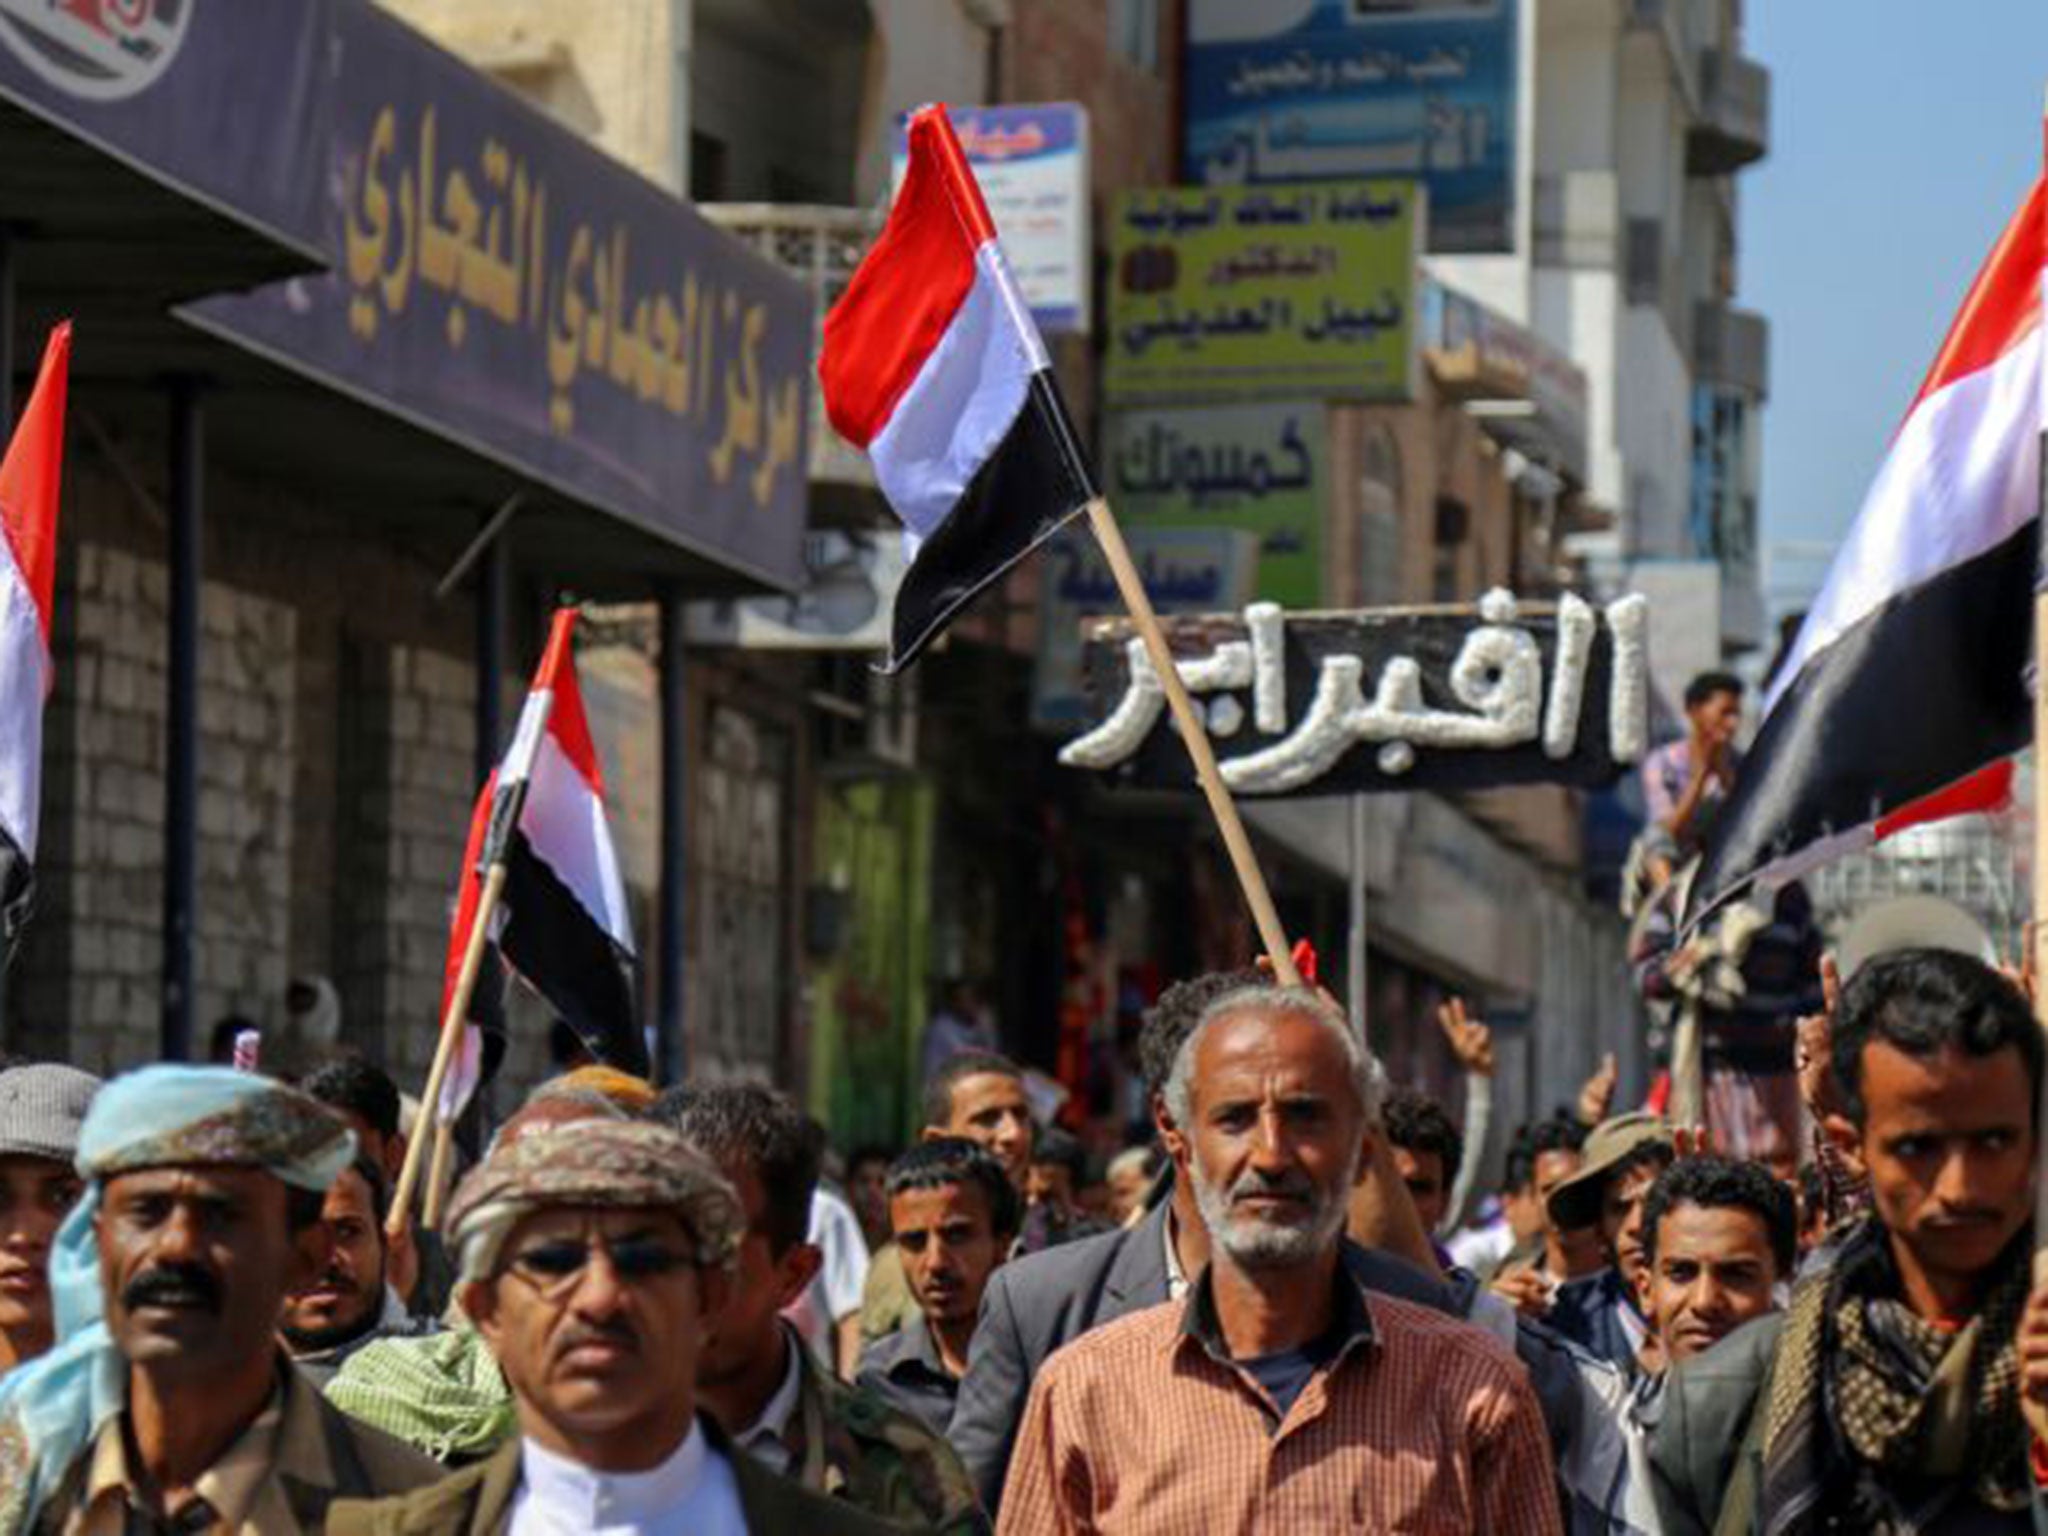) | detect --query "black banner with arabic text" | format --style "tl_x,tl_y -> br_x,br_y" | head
1064,599 -> 1645,796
